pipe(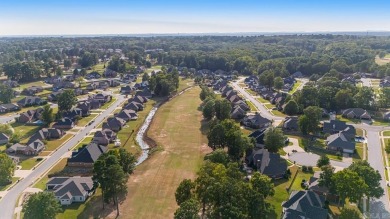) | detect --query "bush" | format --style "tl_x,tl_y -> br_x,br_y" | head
302,166 -> 308,172
308,166 -> 313,173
